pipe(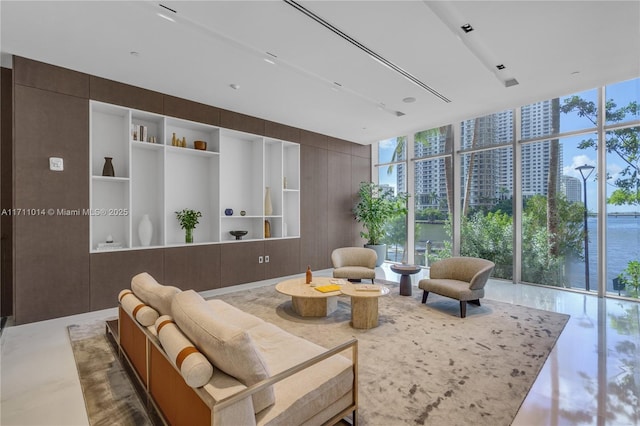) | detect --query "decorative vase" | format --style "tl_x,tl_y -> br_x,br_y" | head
102,157 -> 115,177
306,265 -> 312,284
172,132 -> 177,146
224,208 -> 233,216
264,187 -> 273,215
185,228 -> 193,244
138,214 -> 153,246
264,220 -> 271,238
